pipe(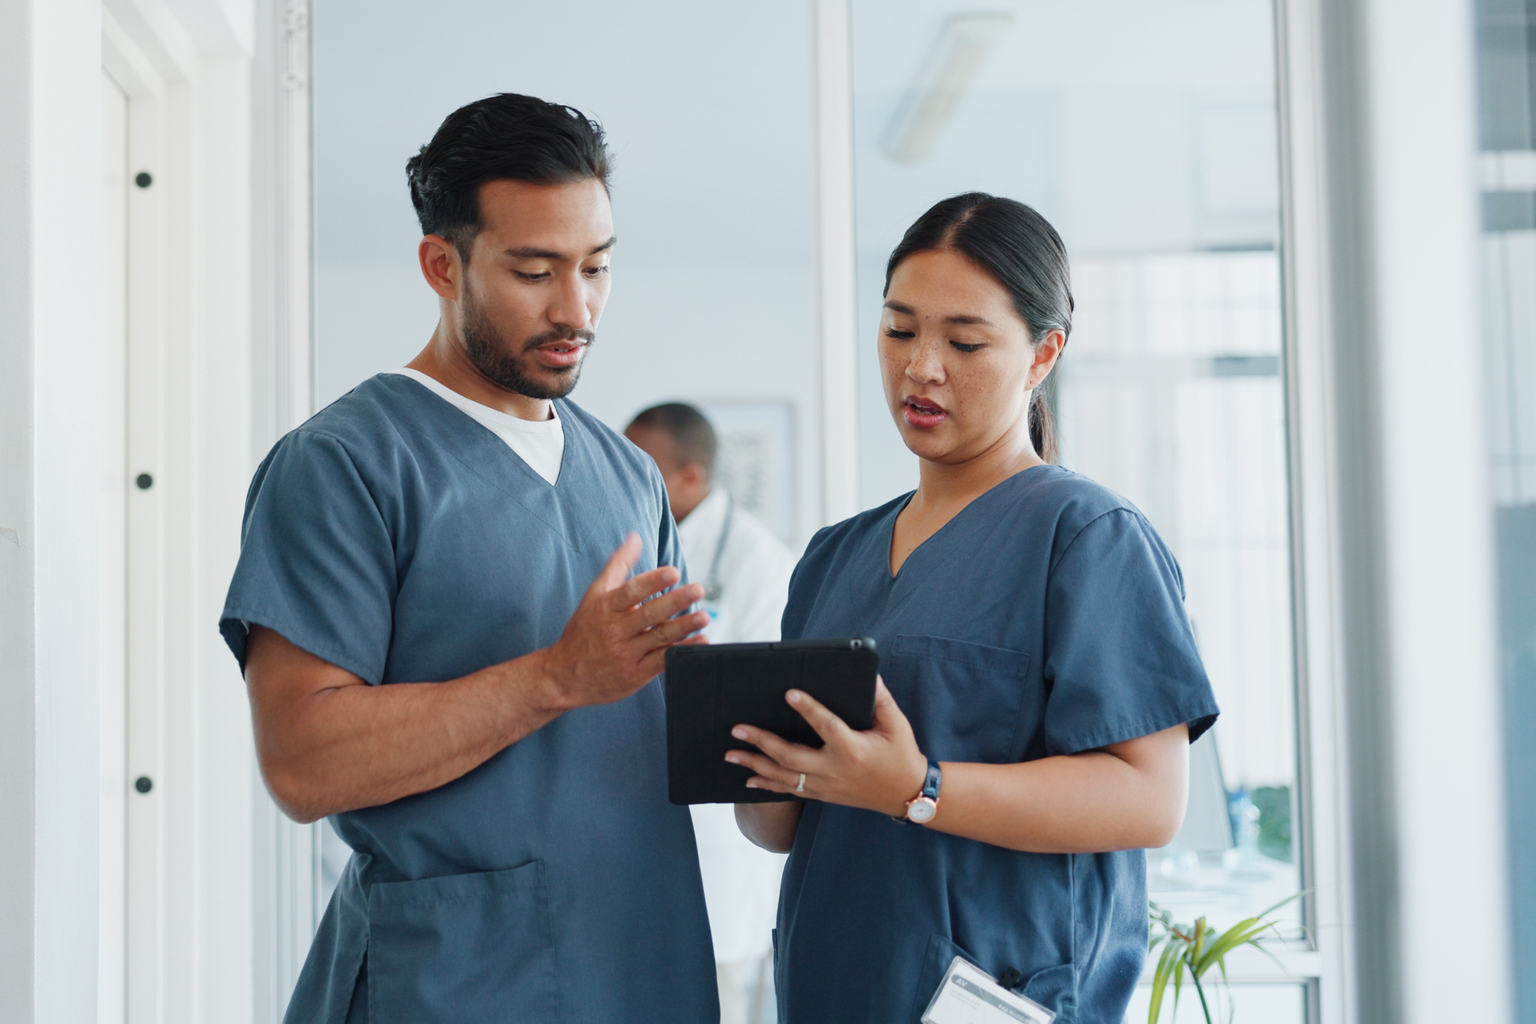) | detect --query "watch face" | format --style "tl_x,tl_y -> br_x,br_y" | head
906,797 -> 937,823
